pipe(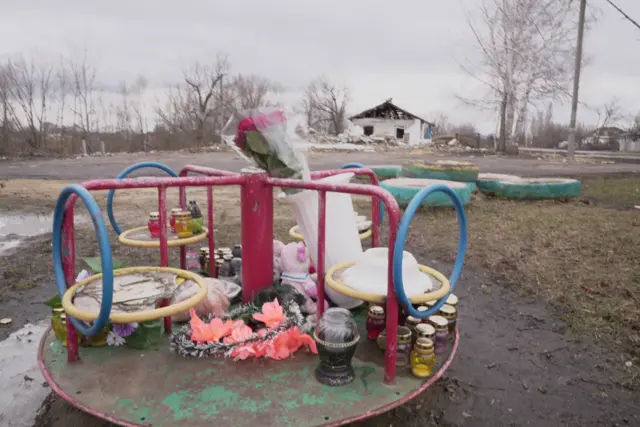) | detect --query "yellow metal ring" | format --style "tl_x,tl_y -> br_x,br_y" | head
118,226 -> 209,248
288,225 -> 372,242
62,266 -> 207,324
325,261 -> 450,304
